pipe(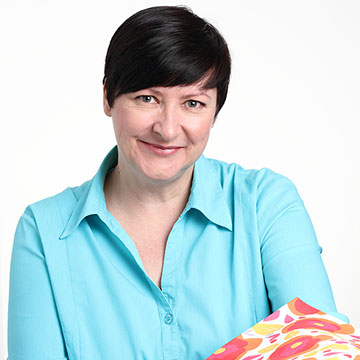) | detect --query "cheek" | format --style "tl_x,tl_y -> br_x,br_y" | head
187,118 -> 213,142
112,109 -> 144,140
